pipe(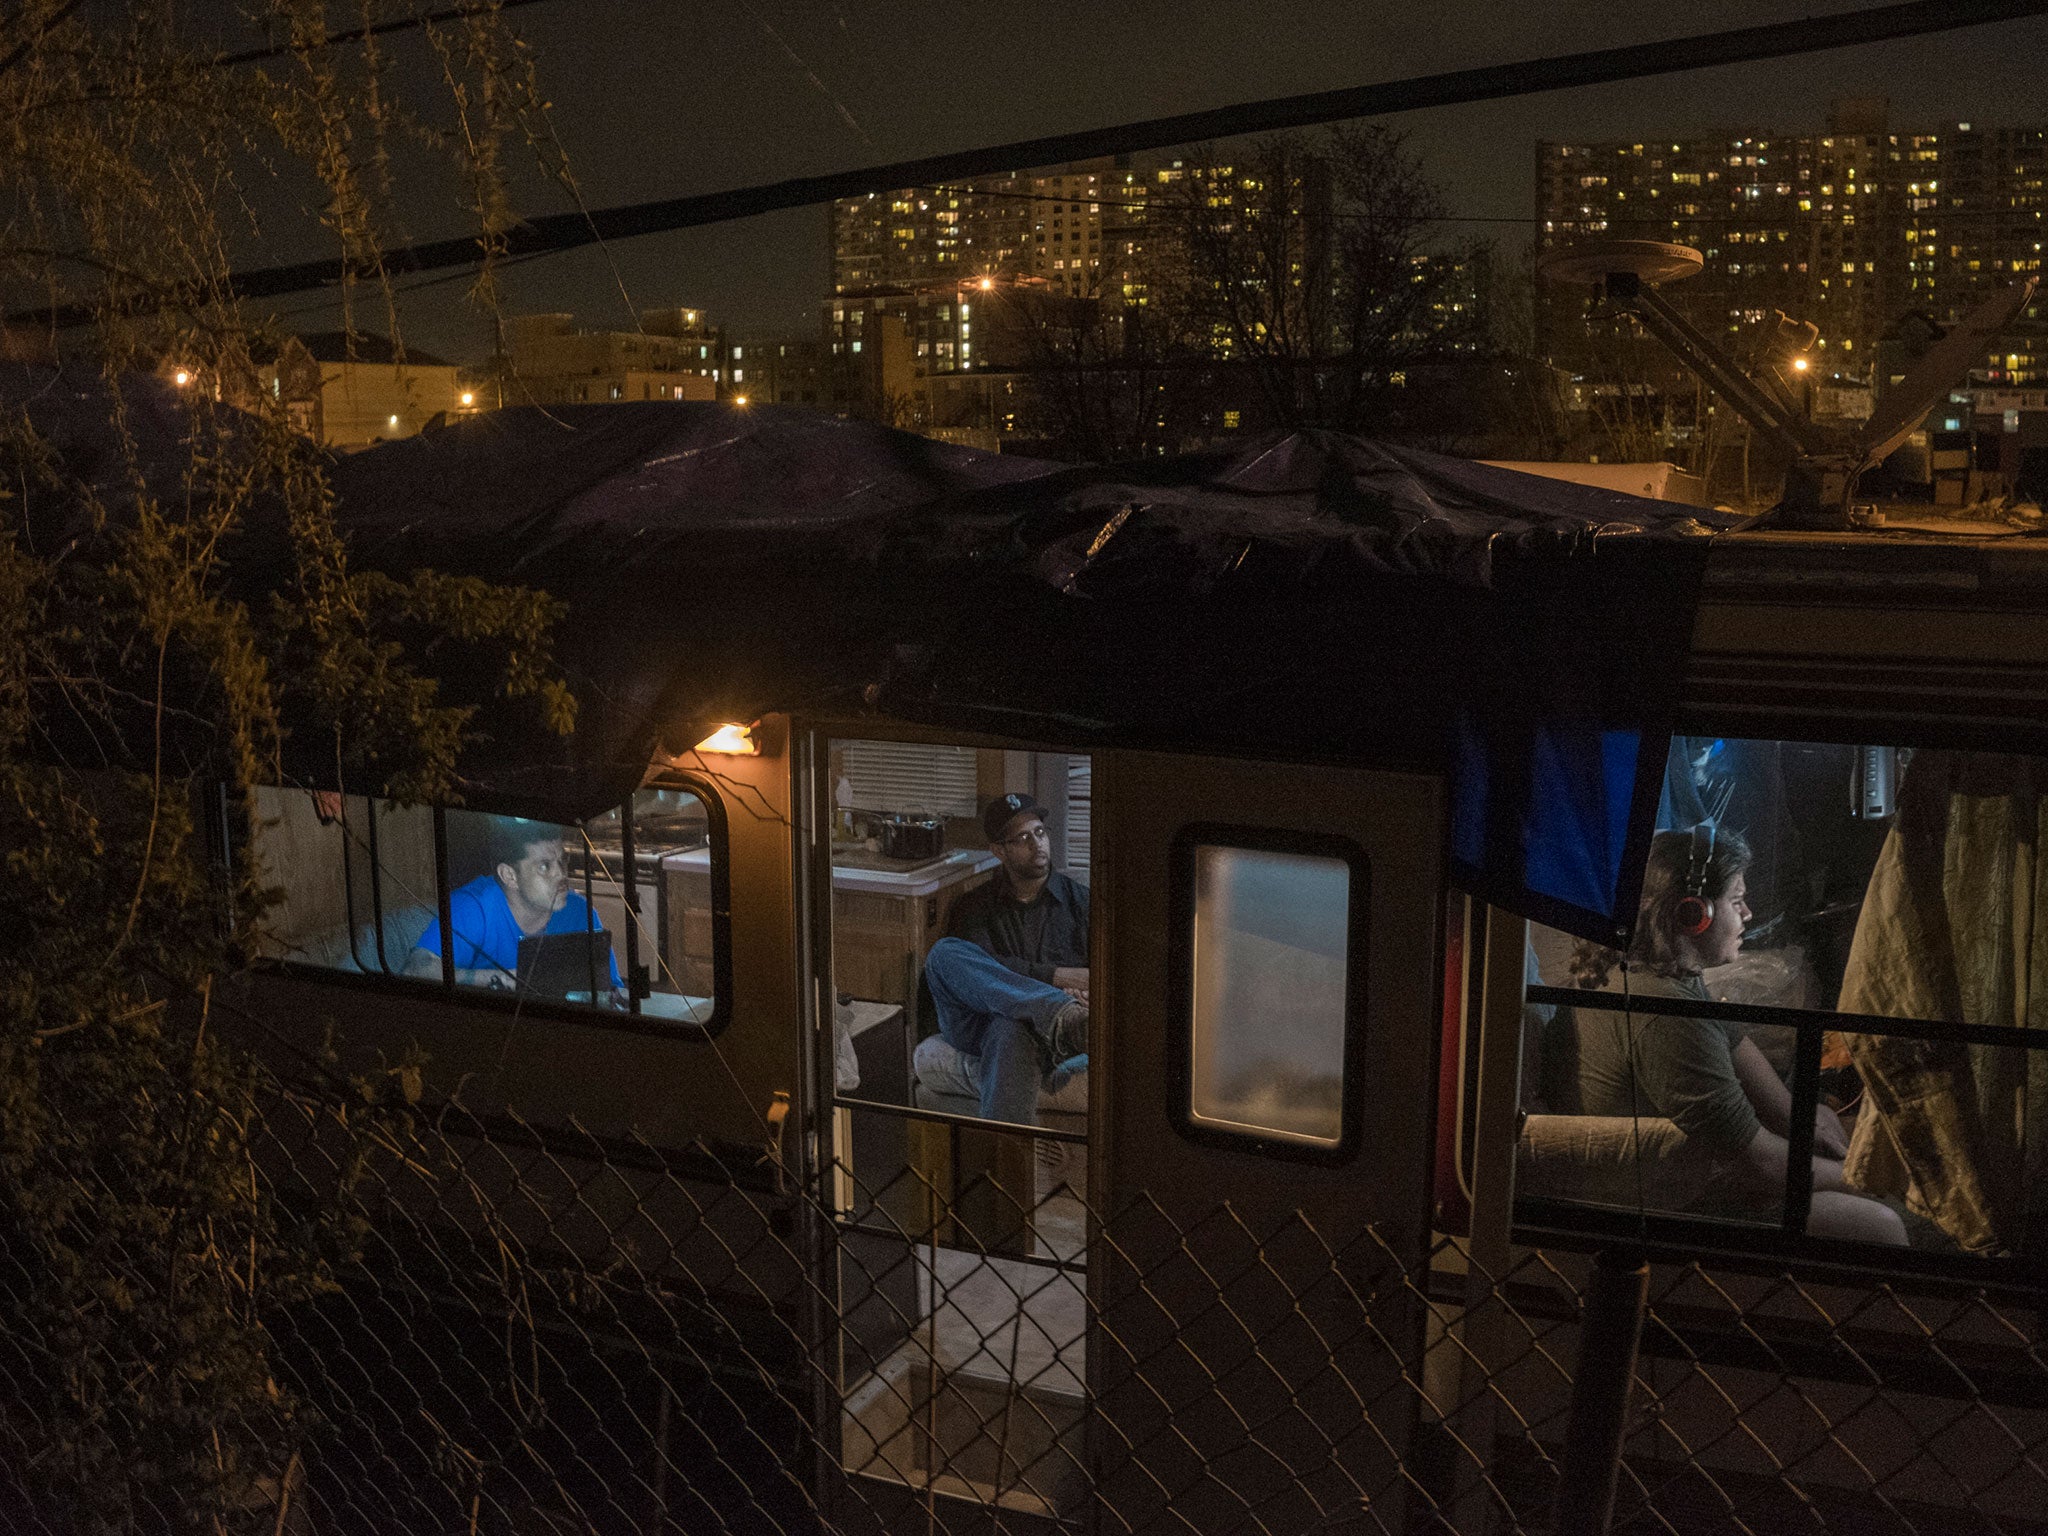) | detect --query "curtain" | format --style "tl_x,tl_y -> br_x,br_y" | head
1839,752 -> 2047,1257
